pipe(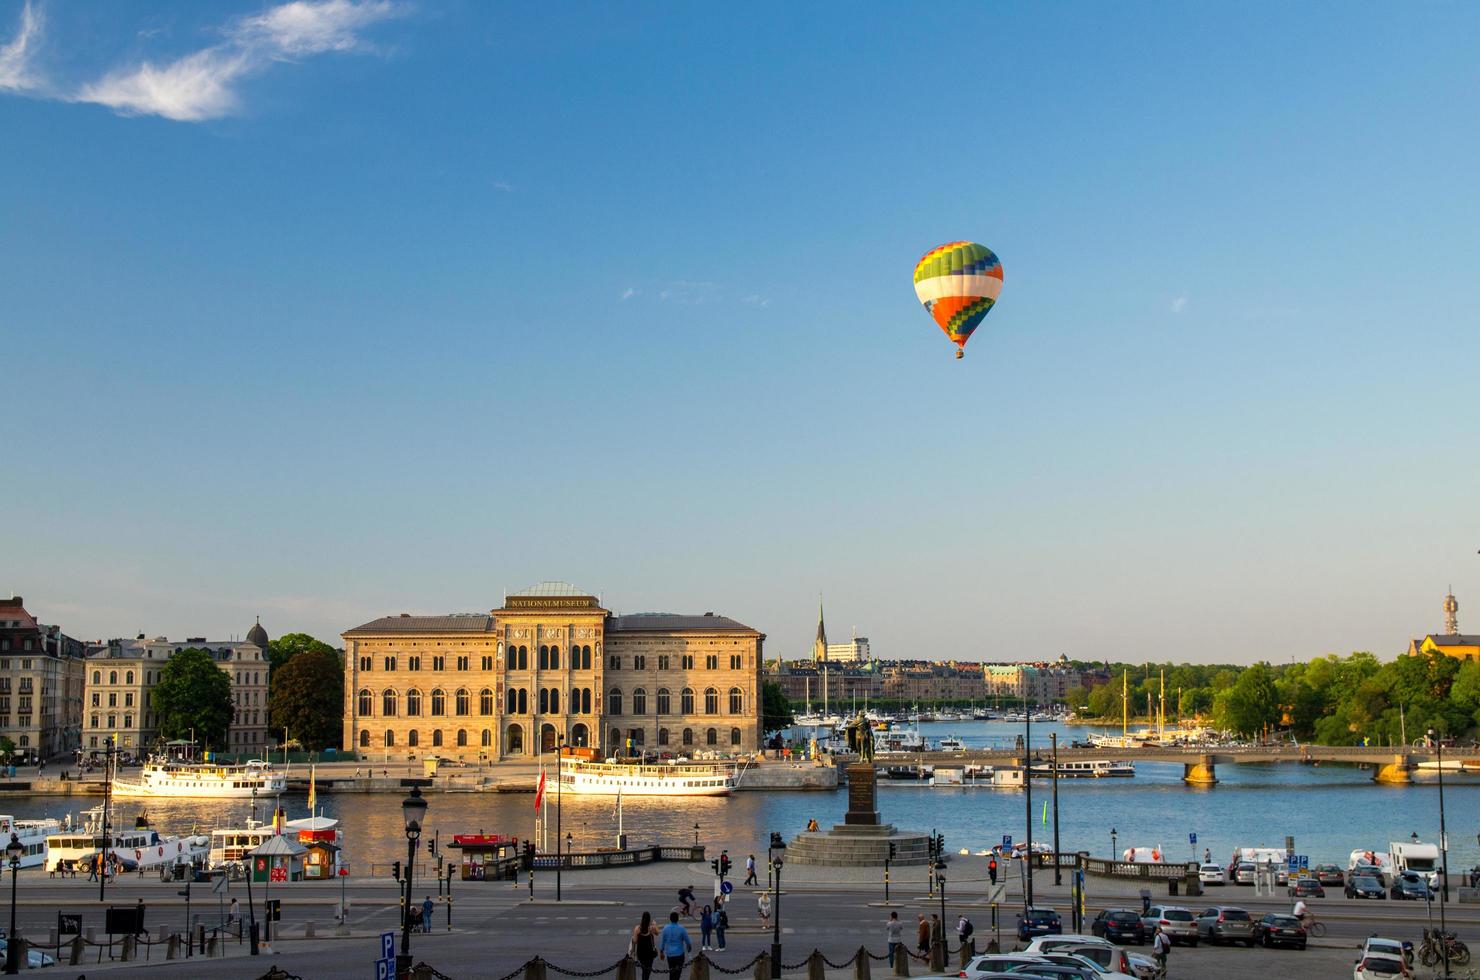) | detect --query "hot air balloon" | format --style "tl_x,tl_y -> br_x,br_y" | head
913,241 -> 1003,359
